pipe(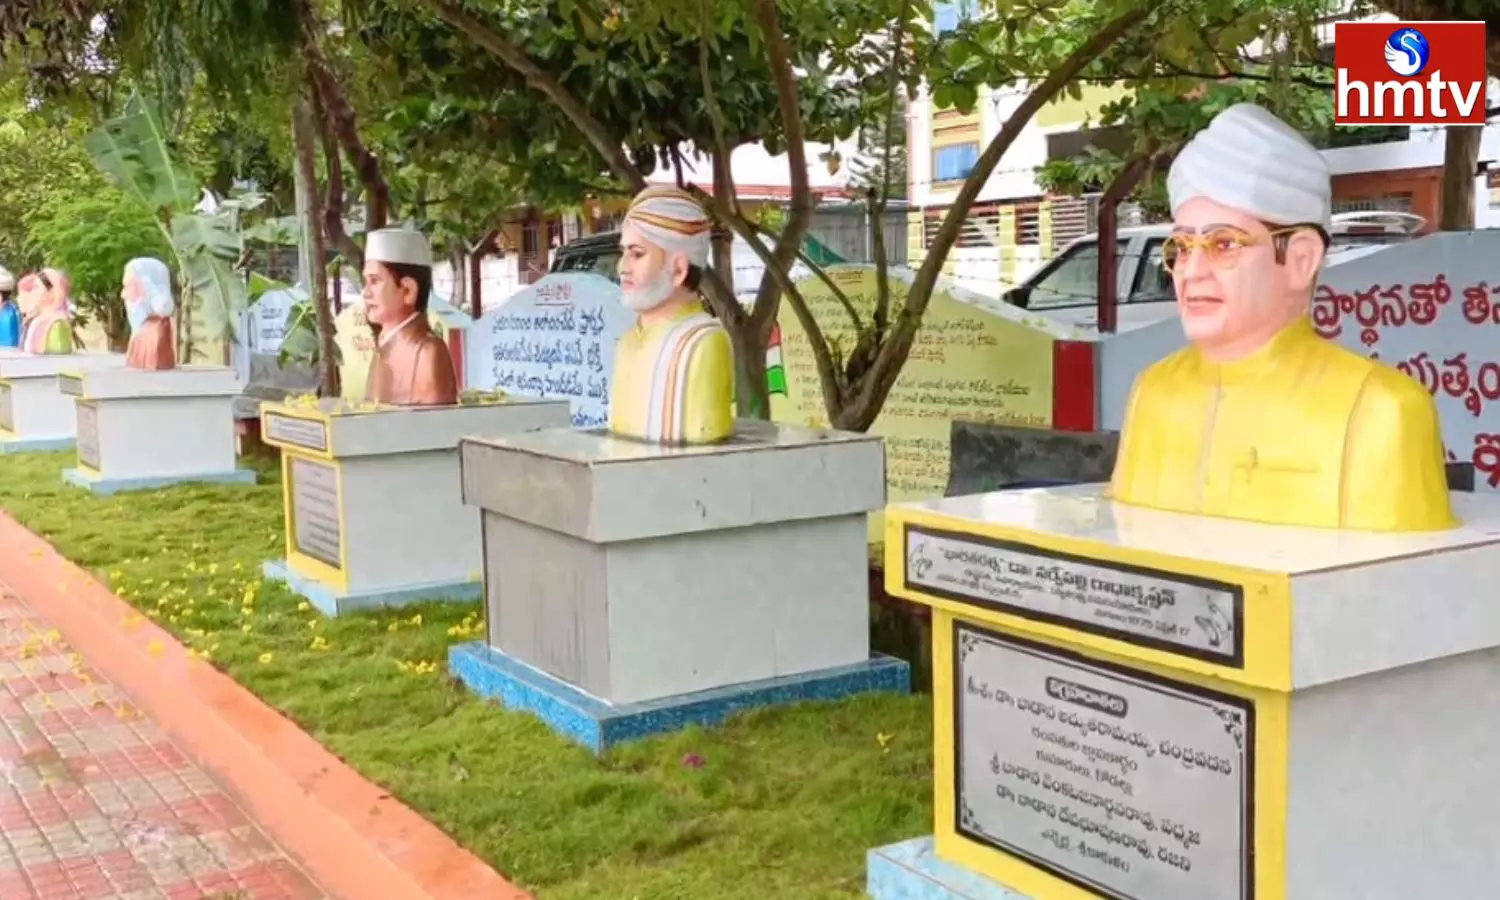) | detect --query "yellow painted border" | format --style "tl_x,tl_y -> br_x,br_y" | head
259,402 -> 335,460
931,607 -> 1288,900
884,505 -> 1293,692
281,449 -> 350,593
